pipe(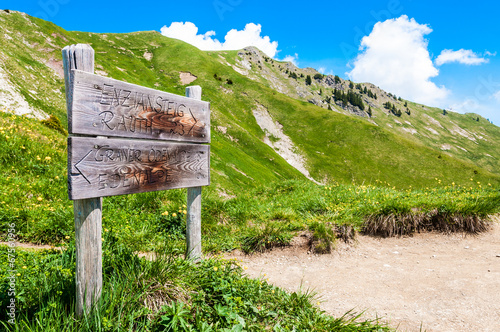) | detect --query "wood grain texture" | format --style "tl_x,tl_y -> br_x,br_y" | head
62,44 -> 102,317
69,70 -> 210,143
73,198 -> 102,316
62,45 -> 95,129
185,86 -> 203,260
186,186 -> 202,259
68,136 -> 210,200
